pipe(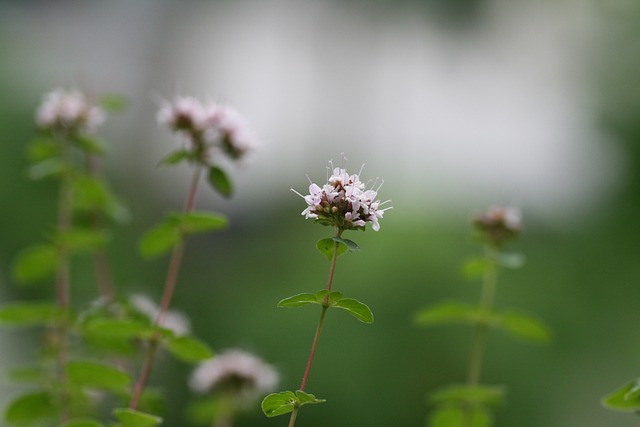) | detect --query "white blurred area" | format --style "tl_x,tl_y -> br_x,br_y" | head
3,0 -> 625,225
